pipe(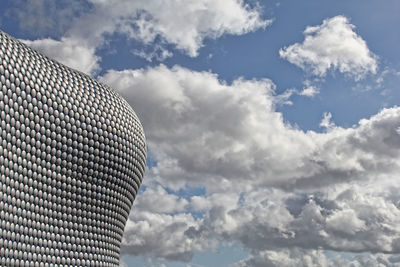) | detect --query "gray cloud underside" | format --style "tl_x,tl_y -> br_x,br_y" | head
99,65 -> 400,264
102,65 -> 400,191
